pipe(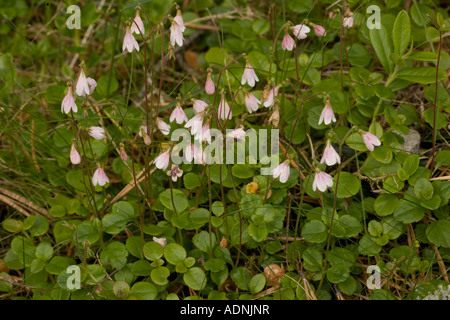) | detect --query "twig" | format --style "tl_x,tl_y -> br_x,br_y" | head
431,245 -> 449,283
0,187 -> 50,217
110,166 -> 156,205
0,194 -> 31,217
